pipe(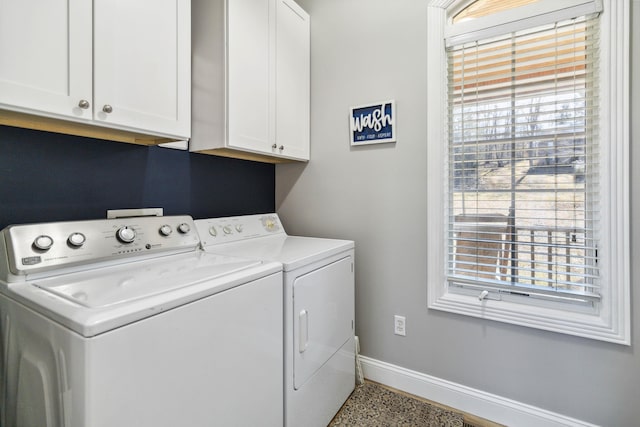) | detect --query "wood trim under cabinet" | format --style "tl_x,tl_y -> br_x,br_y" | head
193,147 -> 303,164
0,109 -> 178,146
